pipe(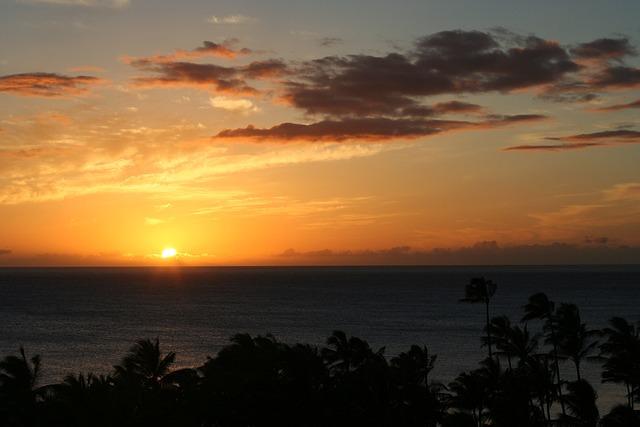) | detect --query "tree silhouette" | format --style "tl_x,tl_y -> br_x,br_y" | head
556,304 -> 599,381
1,286 -> 638,427
599,317 -> 640,409
0,348 -> 45,427
461,277 -> 497,360
522,292 -> 568,416
484,316 -> 513,369
559,379 -> 599,427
